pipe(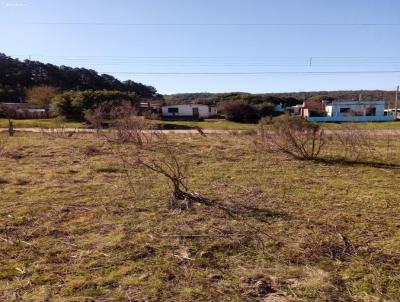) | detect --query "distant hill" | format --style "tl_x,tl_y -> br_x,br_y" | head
165,90 -> 399,107
0,53 -> 160,102
164,92 -> 302,108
